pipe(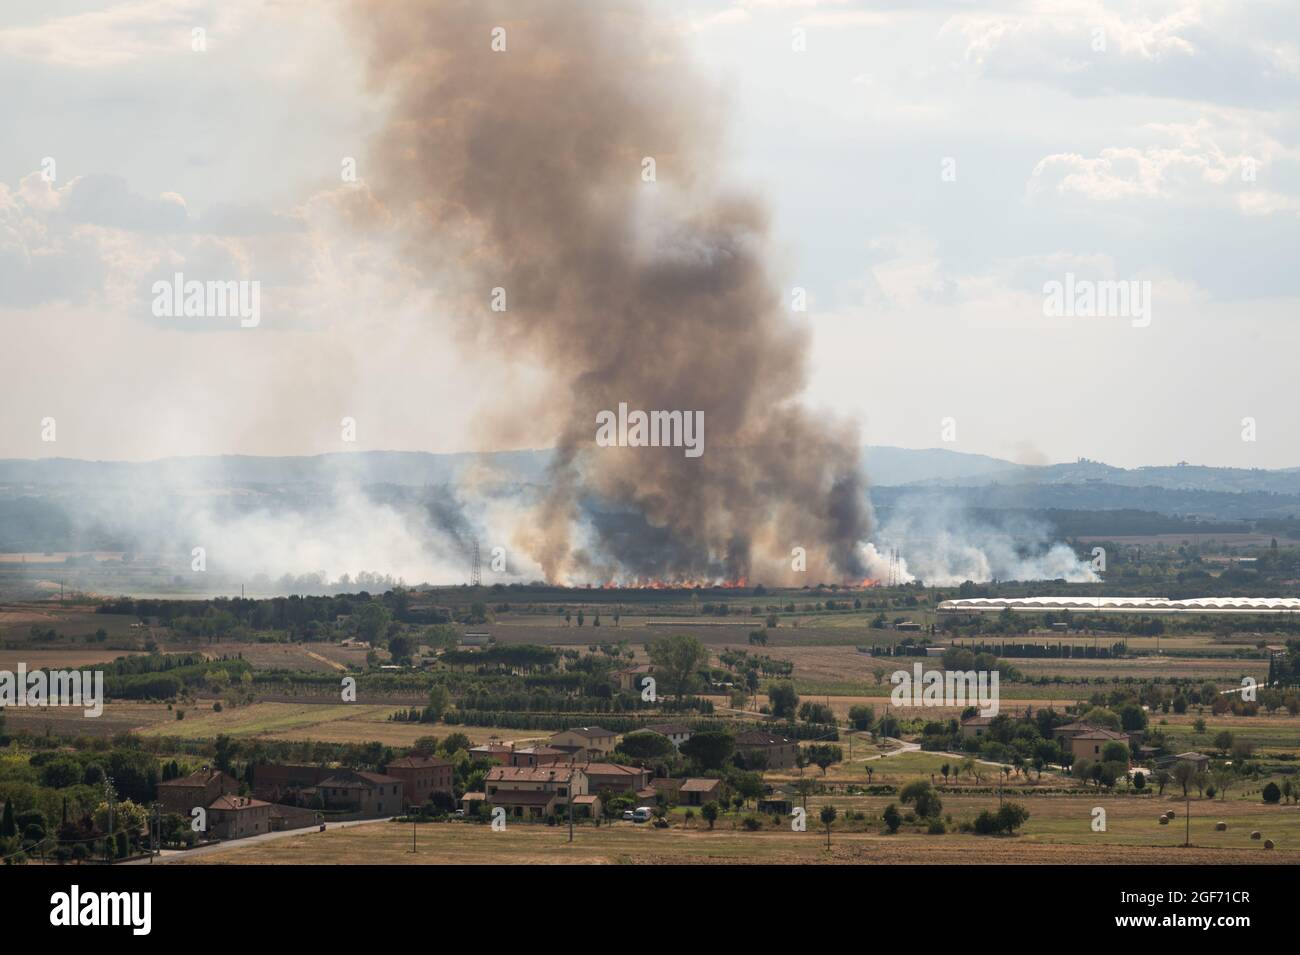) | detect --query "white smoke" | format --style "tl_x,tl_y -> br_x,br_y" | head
862,494 -> 1098,586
